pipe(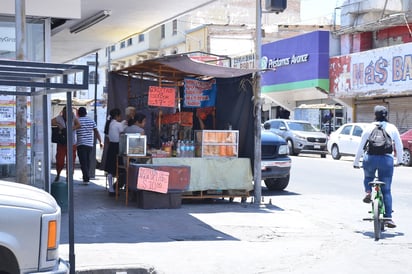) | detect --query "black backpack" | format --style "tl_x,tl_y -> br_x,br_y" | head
365,125 -> 393,155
